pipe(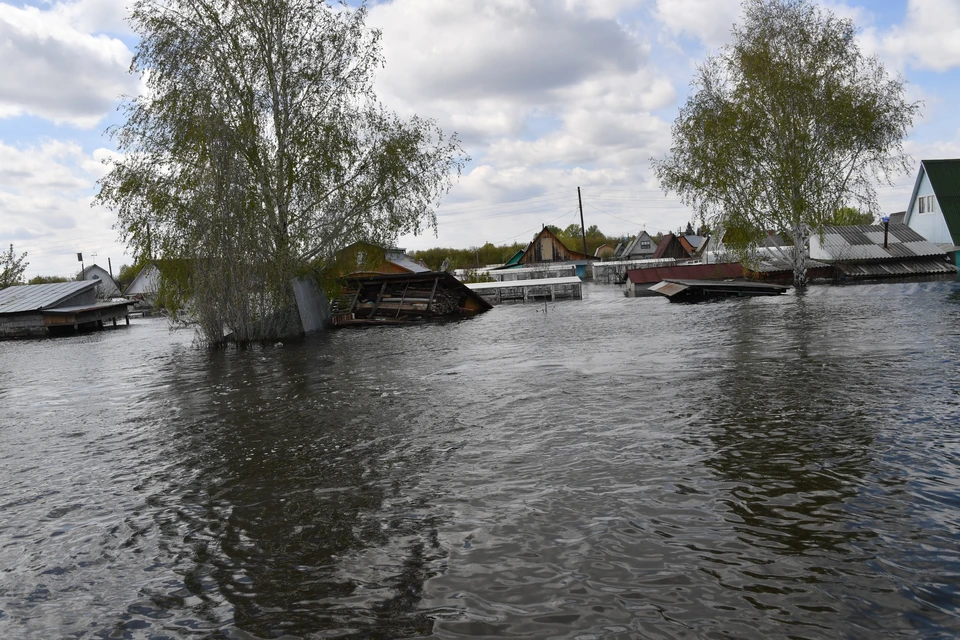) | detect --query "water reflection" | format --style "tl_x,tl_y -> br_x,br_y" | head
706,296 -> 874,554
697,288 -> 960,637
129,336 -> 451,637
3,284 -> 960,639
